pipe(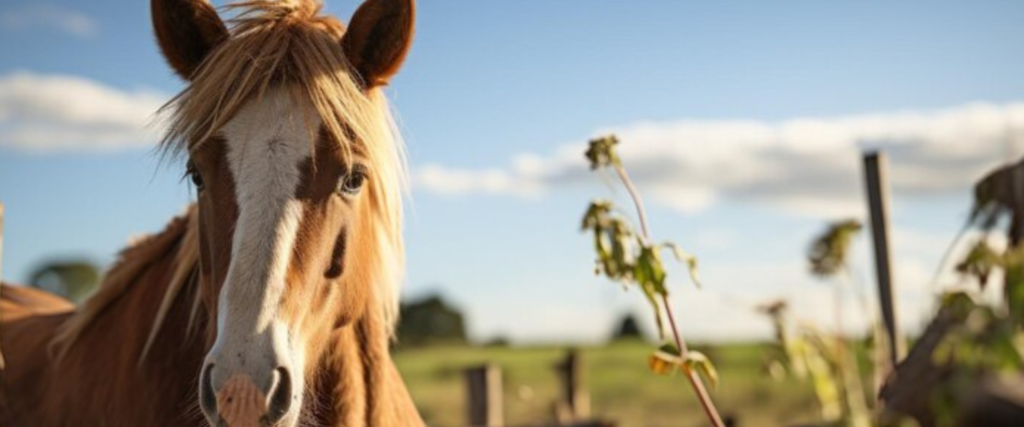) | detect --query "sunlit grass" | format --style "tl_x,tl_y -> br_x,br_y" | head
395,340 -> 822,427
